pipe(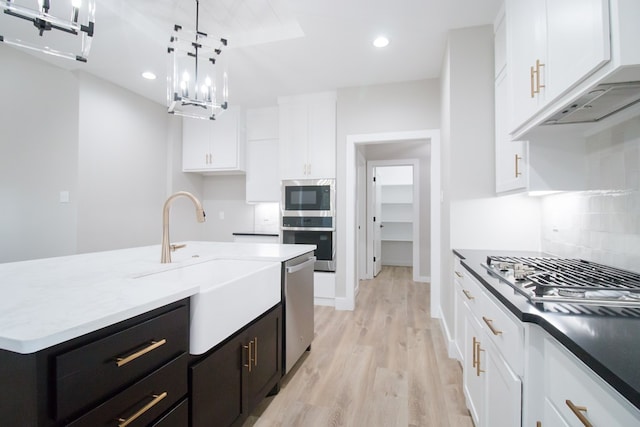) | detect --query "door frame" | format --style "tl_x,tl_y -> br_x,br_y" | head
366,159 -> 419,280
342,129 -> 441,319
